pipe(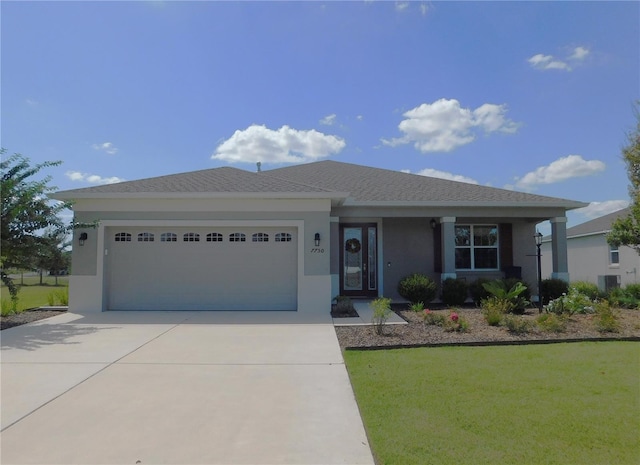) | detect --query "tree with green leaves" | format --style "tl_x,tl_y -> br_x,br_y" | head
607,107 -> 640,254
1,150 -> 70,305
